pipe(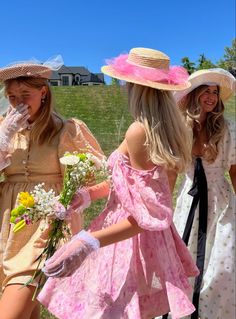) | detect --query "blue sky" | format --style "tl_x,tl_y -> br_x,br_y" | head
1,0 -> 235,83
